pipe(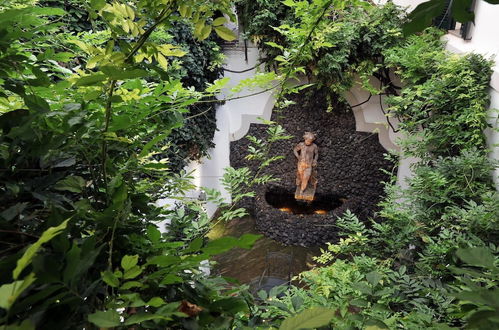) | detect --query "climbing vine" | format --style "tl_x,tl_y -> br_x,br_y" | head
246,24 -> 498,330
238,0 -> 405,99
